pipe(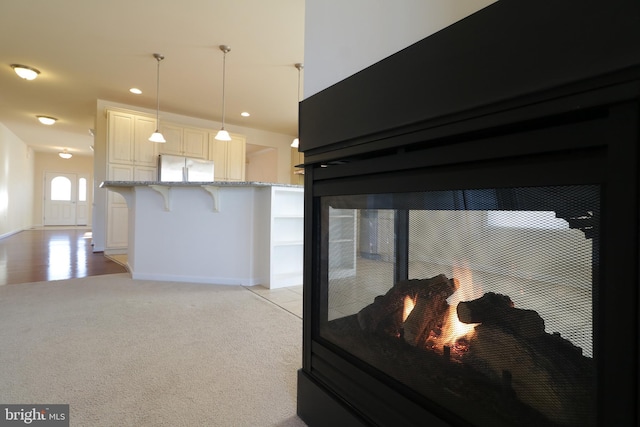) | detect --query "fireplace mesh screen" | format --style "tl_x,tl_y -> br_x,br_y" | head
320,185 -> 597,427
